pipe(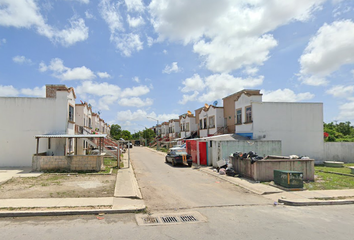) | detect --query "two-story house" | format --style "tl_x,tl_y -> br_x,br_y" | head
0,85 -> 77,167
161,122 -> 169,139
224,89 -> 324,160
168,119 -> 180,140
179,112 -> 198,139
196,104 -> 224,138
